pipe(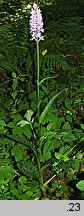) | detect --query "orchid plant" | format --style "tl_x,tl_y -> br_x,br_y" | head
28,3 -> 62,188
